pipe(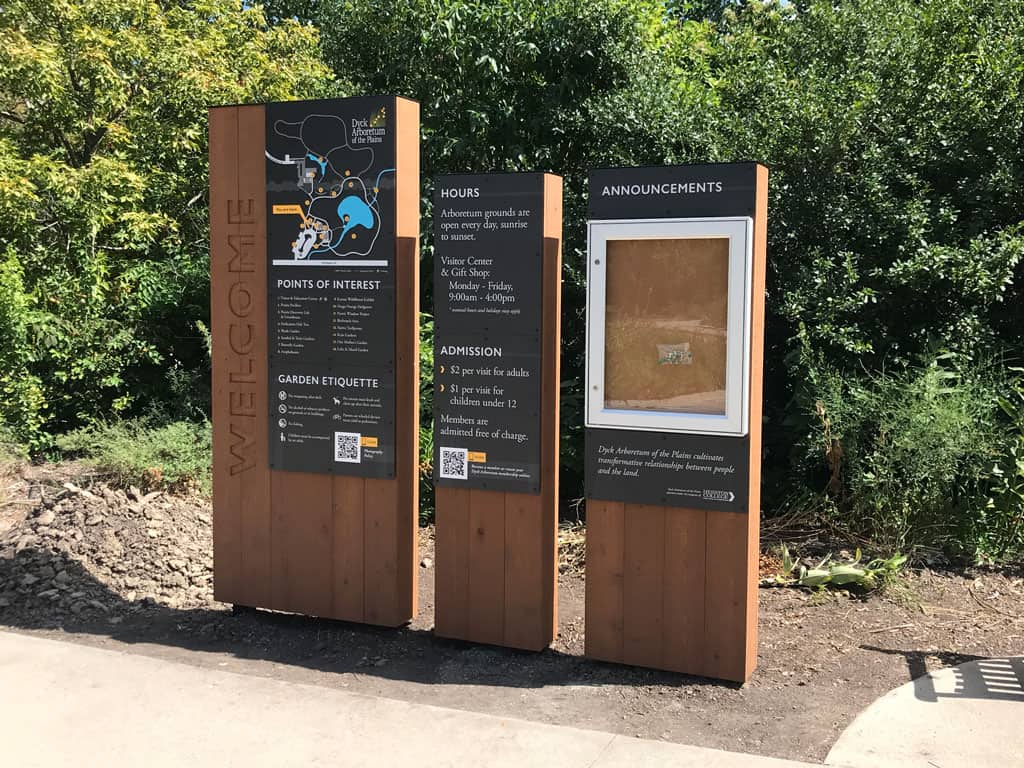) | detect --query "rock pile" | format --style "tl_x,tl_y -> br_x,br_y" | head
0,481 -> 215,626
